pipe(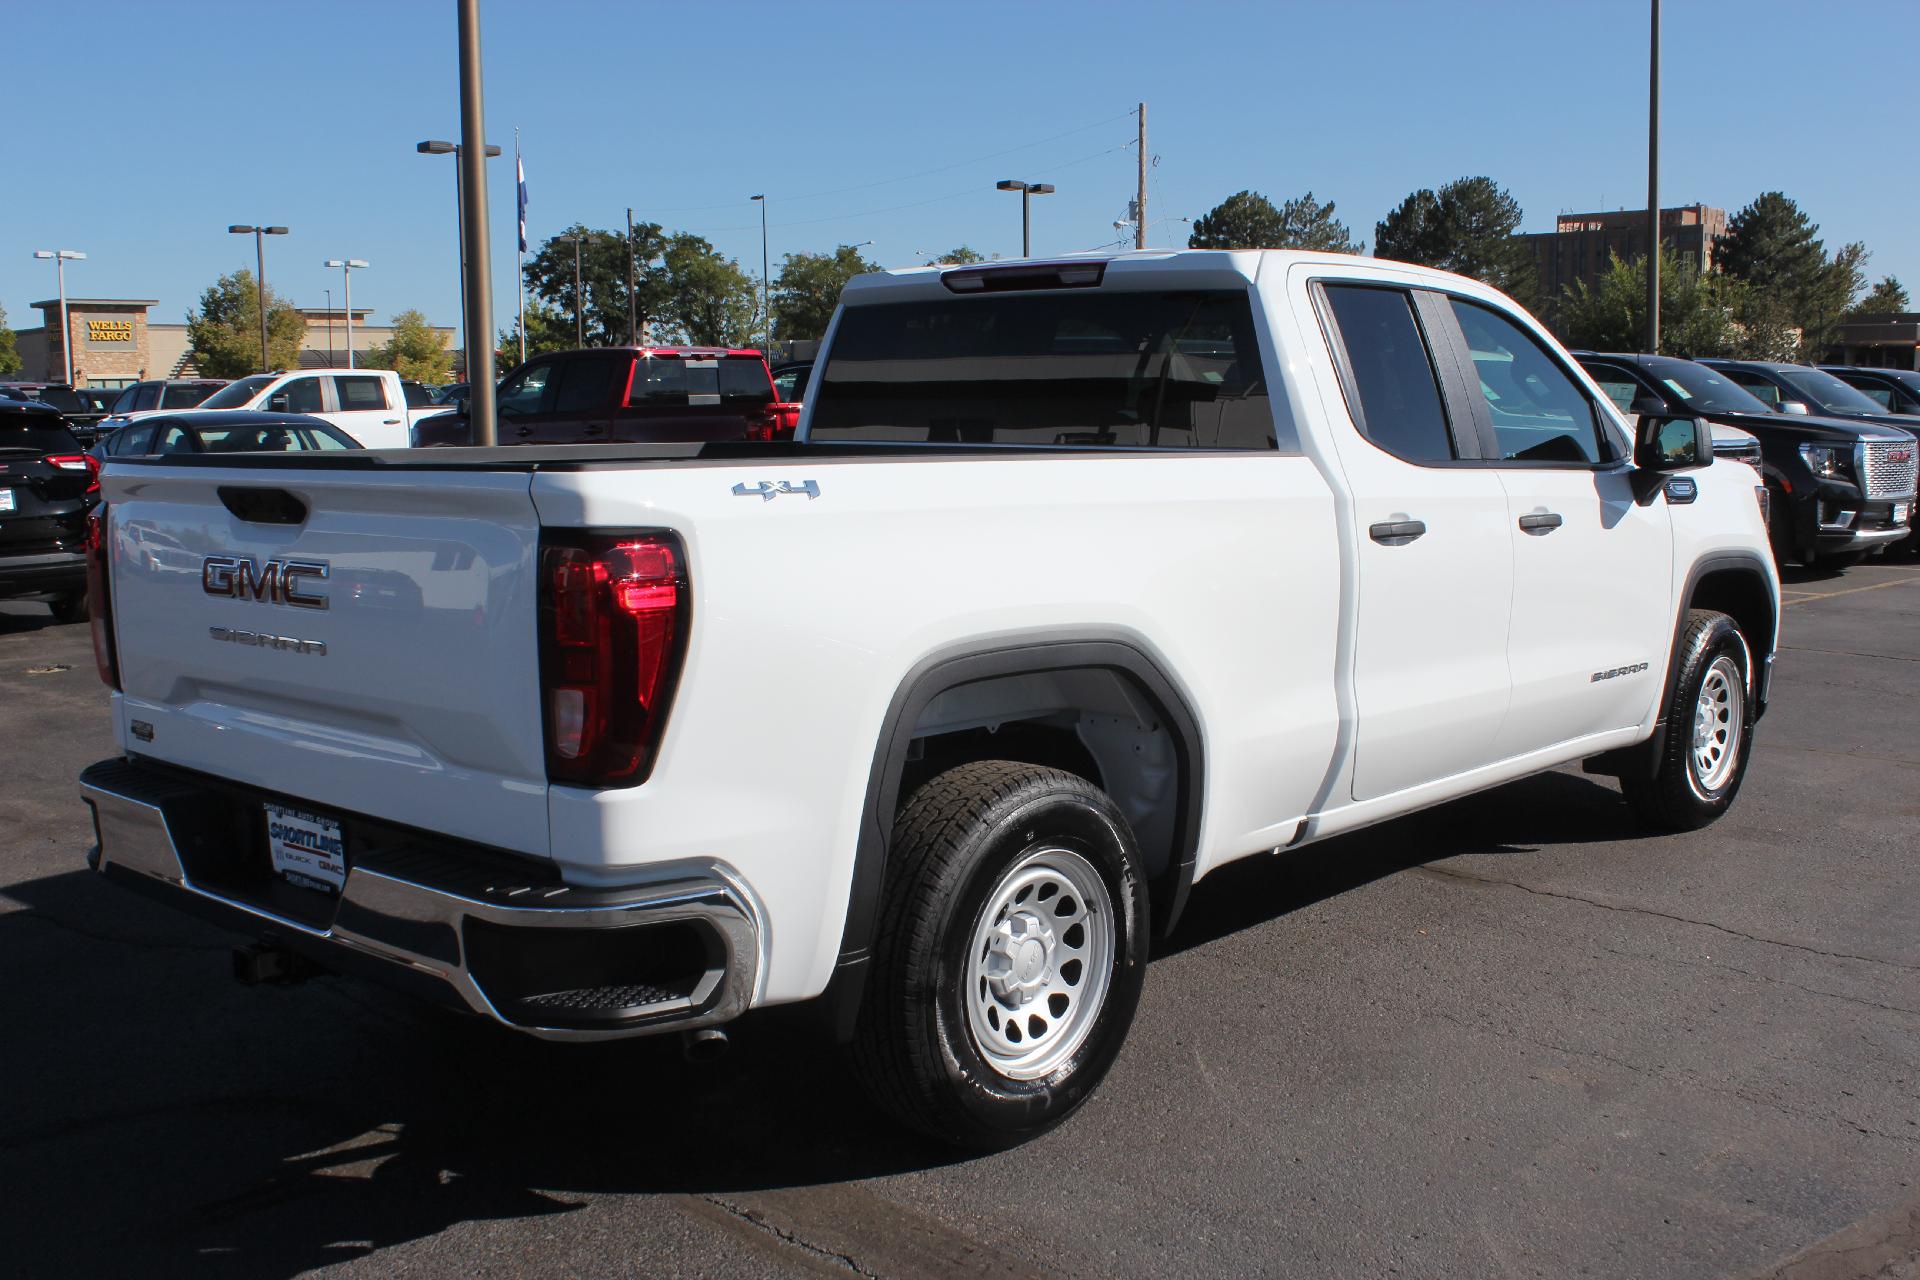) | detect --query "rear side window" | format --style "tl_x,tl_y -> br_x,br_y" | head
160,383 -> 219,409
554,356 -> 624,414
807,290 -> 1285,450
130,383 -> 161,411
1448,299 -> 1607,465
1853,382 -> 1895,410
1321,285 -> 1456,463
331,376 -> 389,411
402,382 -> 435,408
111,425 -> 156,455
